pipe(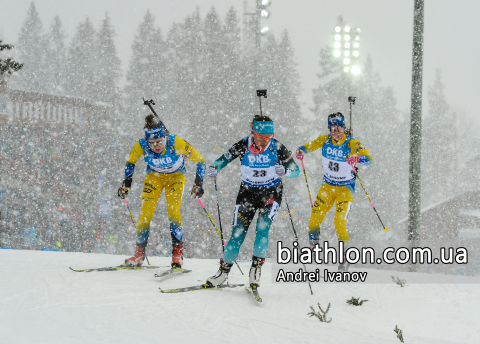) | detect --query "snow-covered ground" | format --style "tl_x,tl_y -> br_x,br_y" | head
1,249 -> 479,344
